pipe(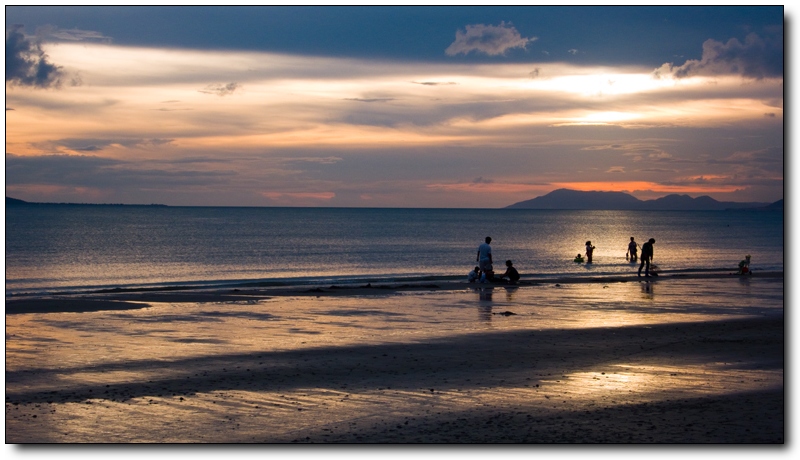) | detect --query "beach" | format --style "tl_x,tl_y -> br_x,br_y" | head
5,271 -> 784,444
